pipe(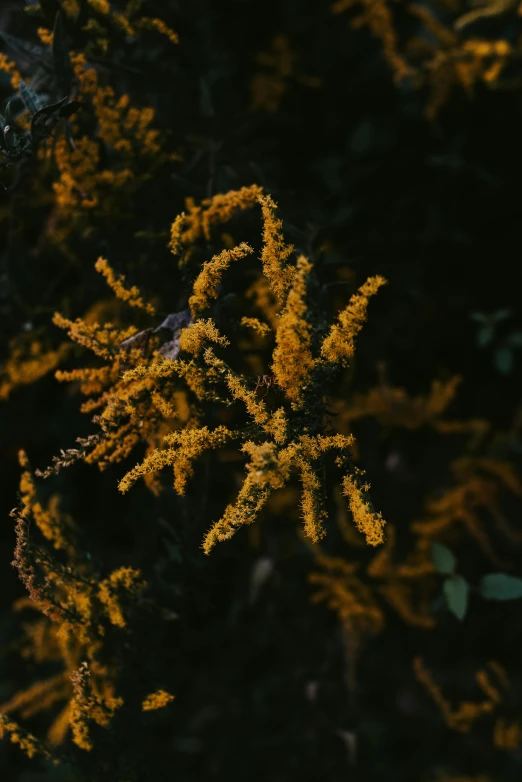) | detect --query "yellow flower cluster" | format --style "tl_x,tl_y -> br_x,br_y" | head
0,338 -> 69,402
340,373 -> 463,429
414,657 -> 503,733
119,425 -> 235,496
0,52 -> 21,89
97,567 -> 145,628
241,317 -> 272,337
0,36 -> 169,253
413,657 -> 522,752
53,312 -> 138,360
87,0 -> 110,14
18,451 -> 73,554
321,275 -> 387,366
257,193 -> 295,303
142,690 -> 176,712
332,0 -> 515,119
332,0 -> 413,82
0,715 -> 53,761
341,471 -> 385,547
189,243 -> 254,316
95,257 -> 156,315
69,662 -> 123,751
2,458 -> 174,757
494,717 -> 522,749
271,255 -> 315,408
170,185 -> 264,264
310,552 -> 383,626
61,0 -> 179,47
413,456 -> 522,564
50,185 -> 387,555
135,17 -> 179,45
250,34 -> 321,113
